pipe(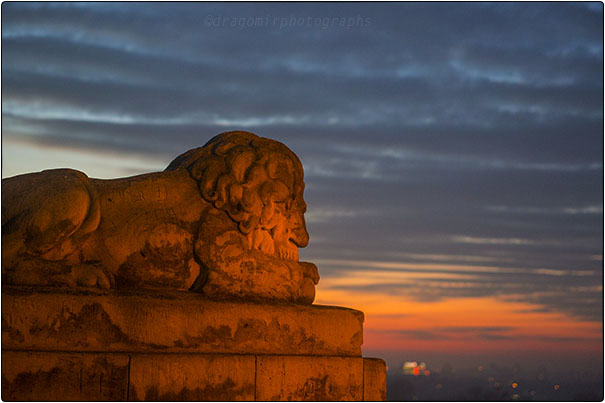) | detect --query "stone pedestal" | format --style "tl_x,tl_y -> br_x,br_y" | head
2,287 -> 386,401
